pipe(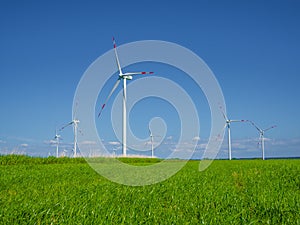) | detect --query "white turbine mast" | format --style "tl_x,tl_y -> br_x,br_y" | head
53,129 -> 62,158
149,126 -> 154,158
60,103 -> 80,157
98,37 -> 153,157
148,126 -> 161,158
220,106 -> 246,160
249,121 -> 276,160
